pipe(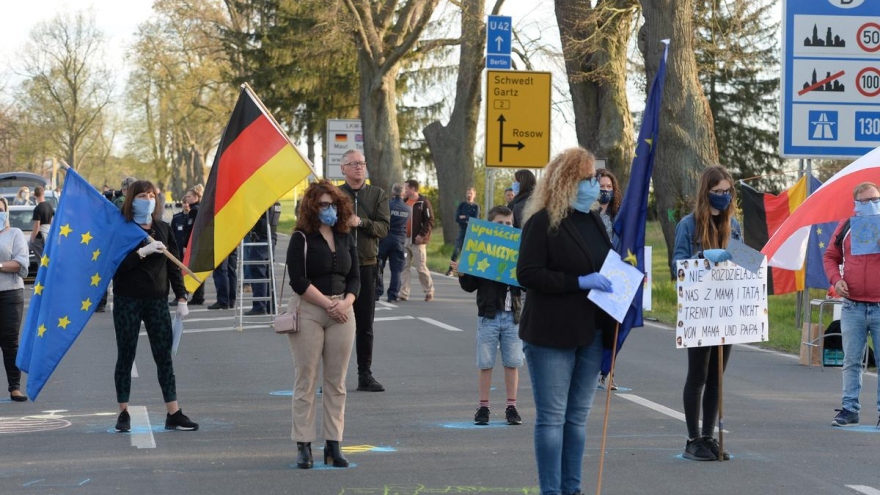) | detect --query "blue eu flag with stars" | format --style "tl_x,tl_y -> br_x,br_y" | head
602,41 -> 670,375
805,174 -> 836,290
17,168 -> 148,400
